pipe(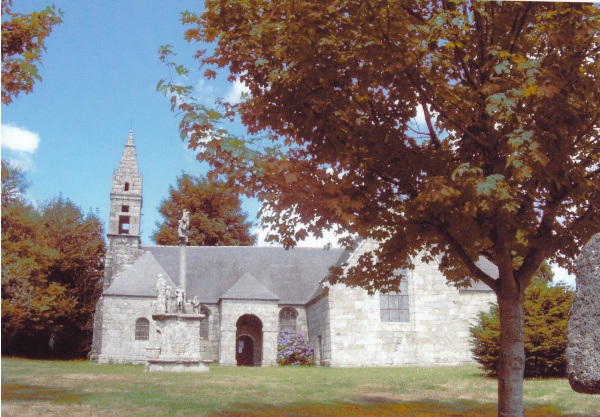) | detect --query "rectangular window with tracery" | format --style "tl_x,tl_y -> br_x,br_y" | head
380,278 -> 409,322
